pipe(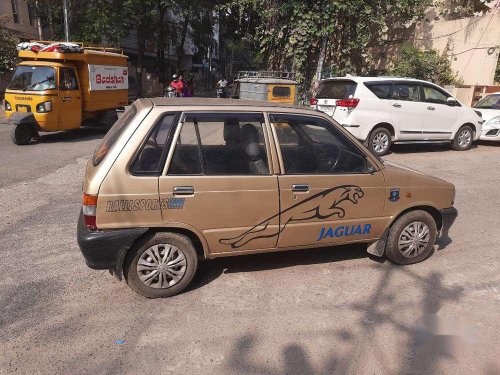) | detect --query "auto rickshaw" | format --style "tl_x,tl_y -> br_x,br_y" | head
4,41 -> 129,145
231,71 -> 298,104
